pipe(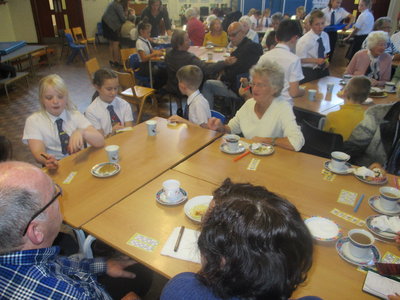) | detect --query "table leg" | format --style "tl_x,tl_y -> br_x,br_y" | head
149,60 -> 153,89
